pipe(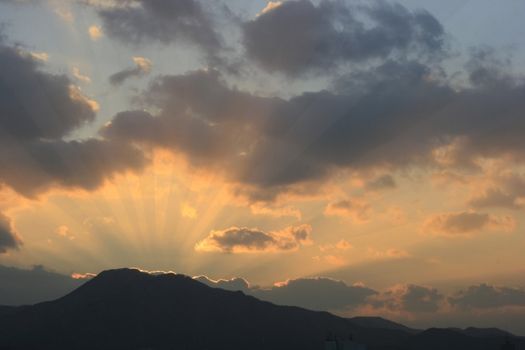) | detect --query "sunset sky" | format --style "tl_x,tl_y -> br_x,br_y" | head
1,0 -> 525,334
